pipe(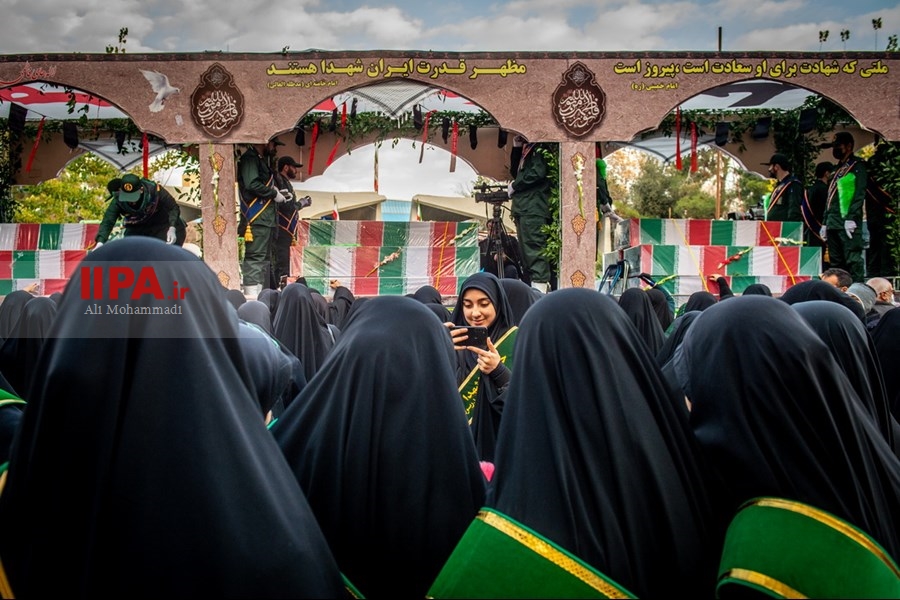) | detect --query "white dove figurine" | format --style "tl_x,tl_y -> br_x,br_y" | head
140,69 -> 180,113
